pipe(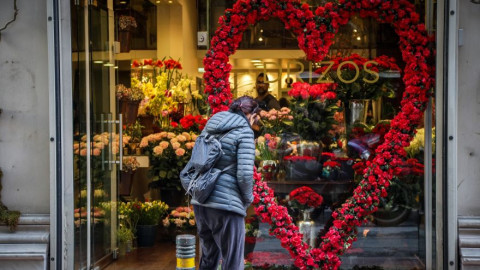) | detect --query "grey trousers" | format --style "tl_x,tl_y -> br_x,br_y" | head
193,205 -> 245,270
